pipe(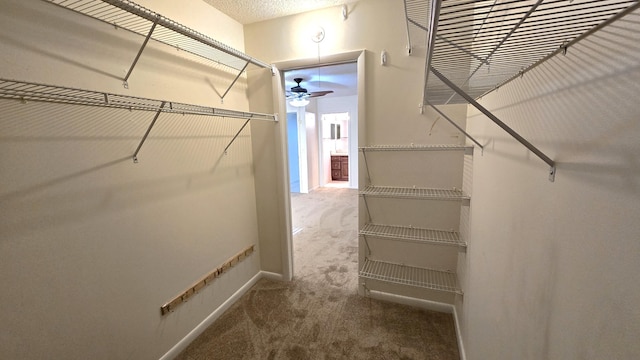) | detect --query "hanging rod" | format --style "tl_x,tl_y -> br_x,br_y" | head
0,78 -> 276,121
42,0 -> 271,74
